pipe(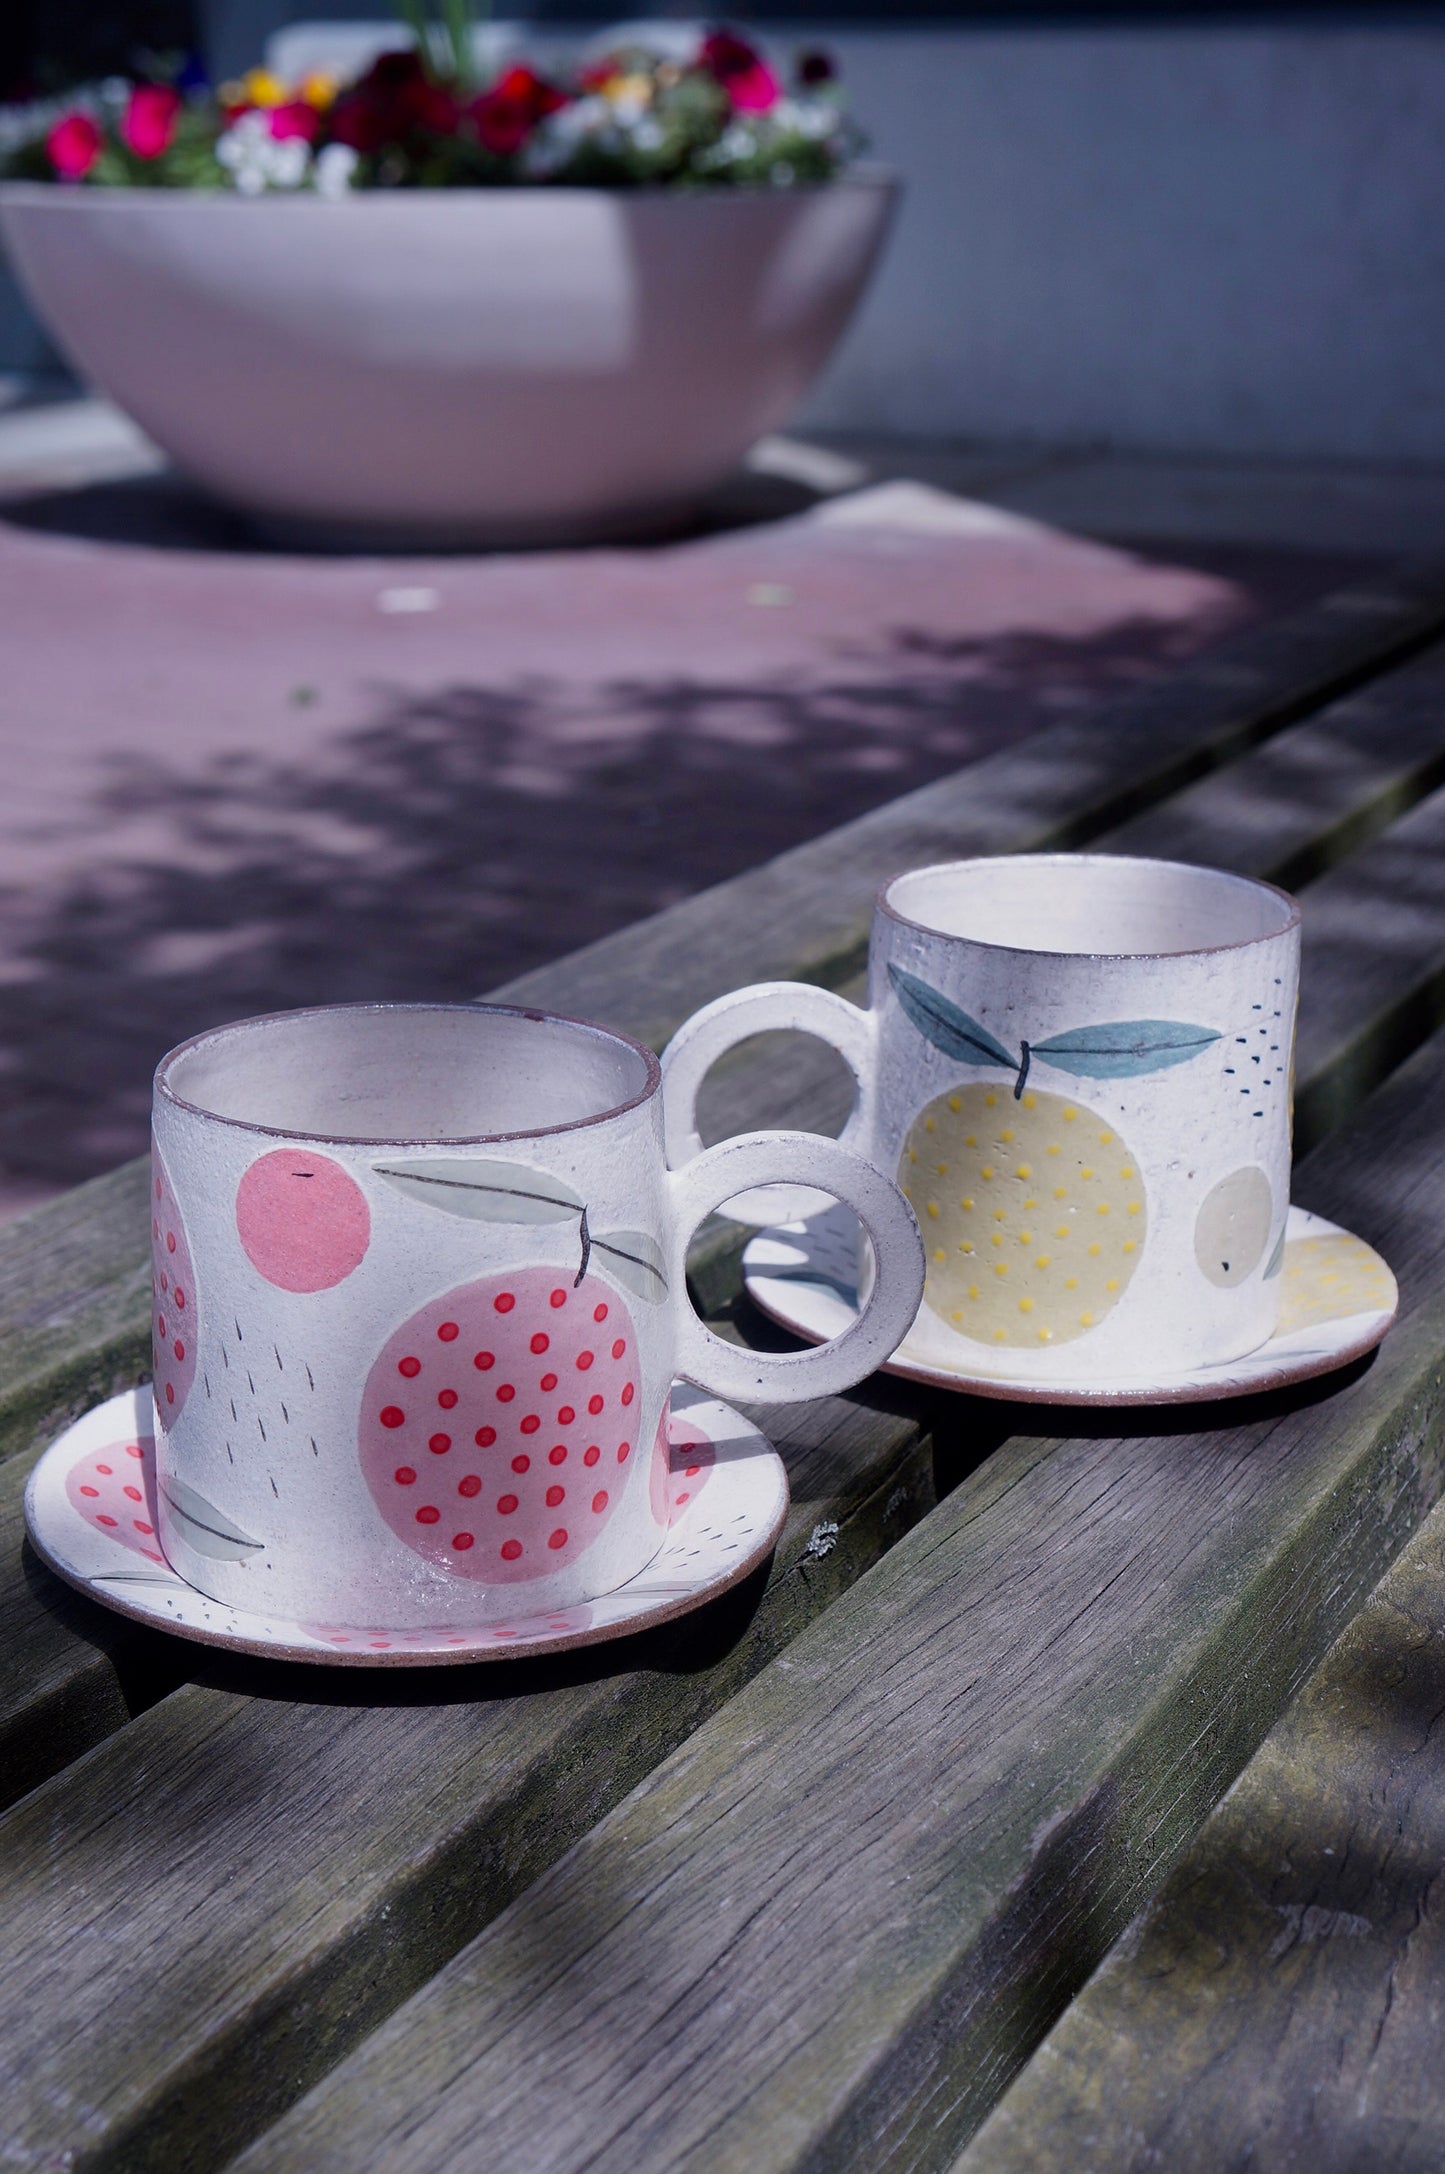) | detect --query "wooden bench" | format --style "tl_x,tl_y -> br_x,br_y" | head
5,557 -> 1445,2172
